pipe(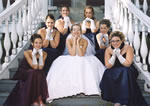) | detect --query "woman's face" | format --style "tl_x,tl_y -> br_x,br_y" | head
100,24 -> 109,34
72,25 -> 81,38
60,7 -> 70,17
32,38 -> 42,50
111,36 -> 122,49
45,17 -> 55,29
84,8 -> 93,19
